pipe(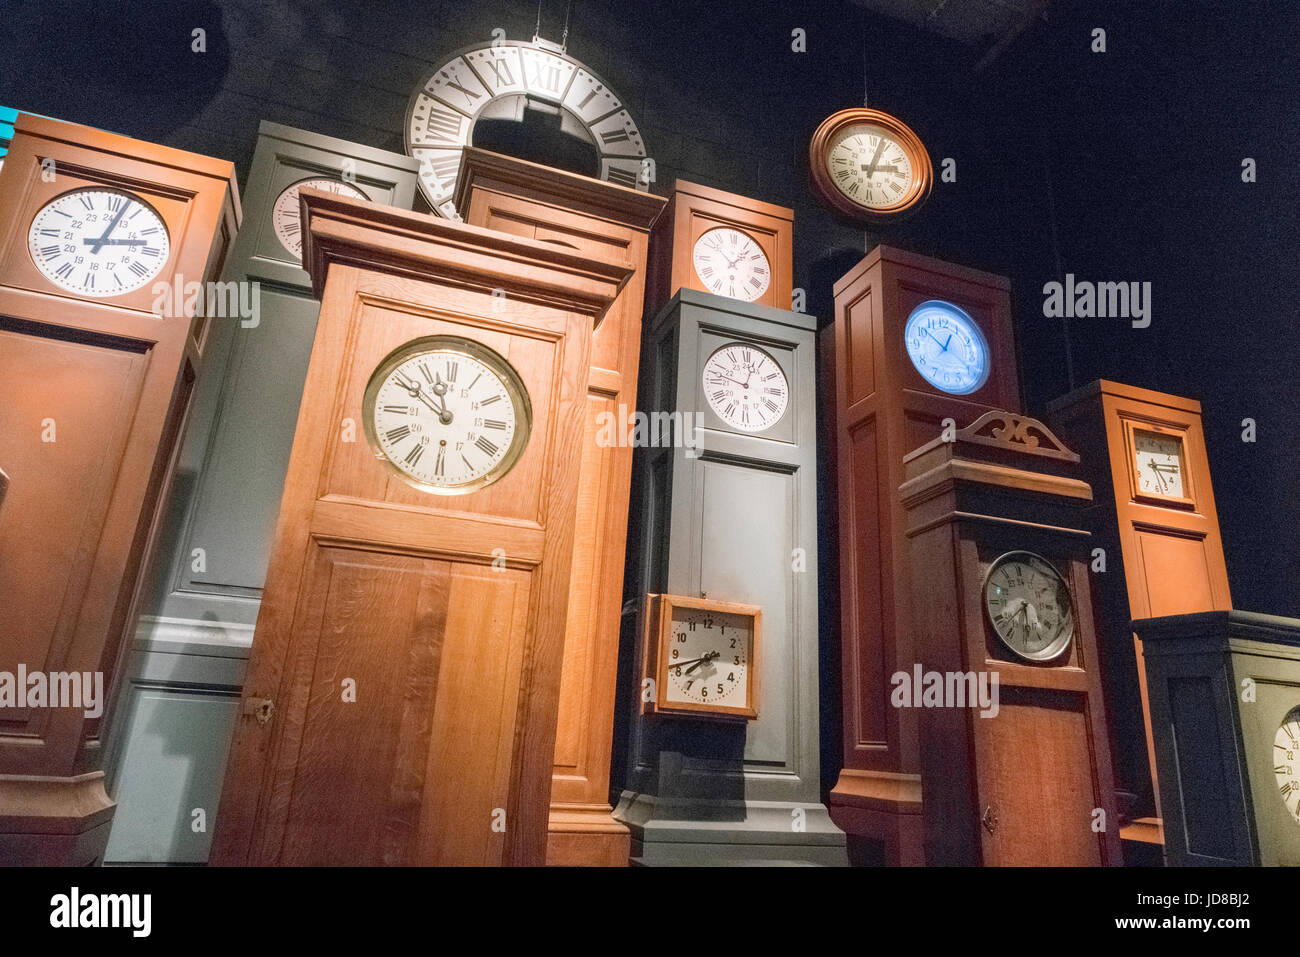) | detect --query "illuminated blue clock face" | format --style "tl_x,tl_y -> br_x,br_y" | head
904,300 -> 991,395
